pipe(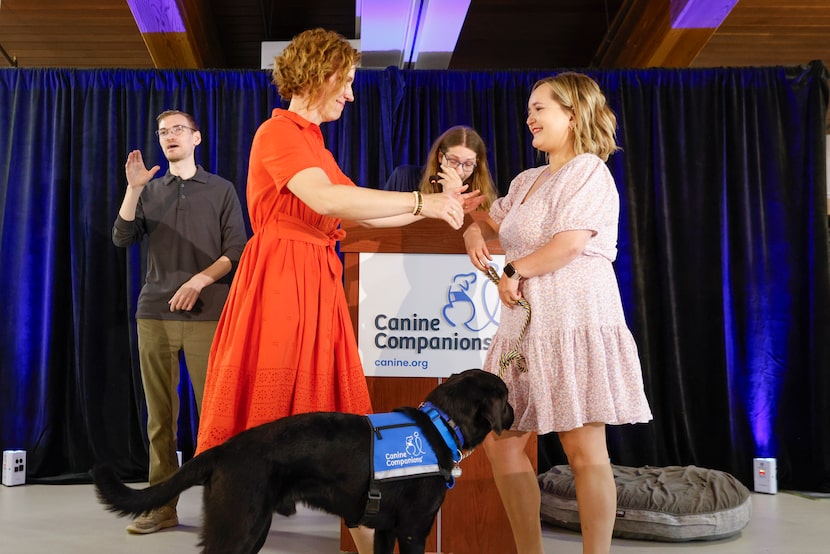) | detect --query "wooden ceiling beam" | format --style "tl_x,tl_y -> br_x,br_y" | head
595,0 -> 739,68
126,0 -> 226,68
